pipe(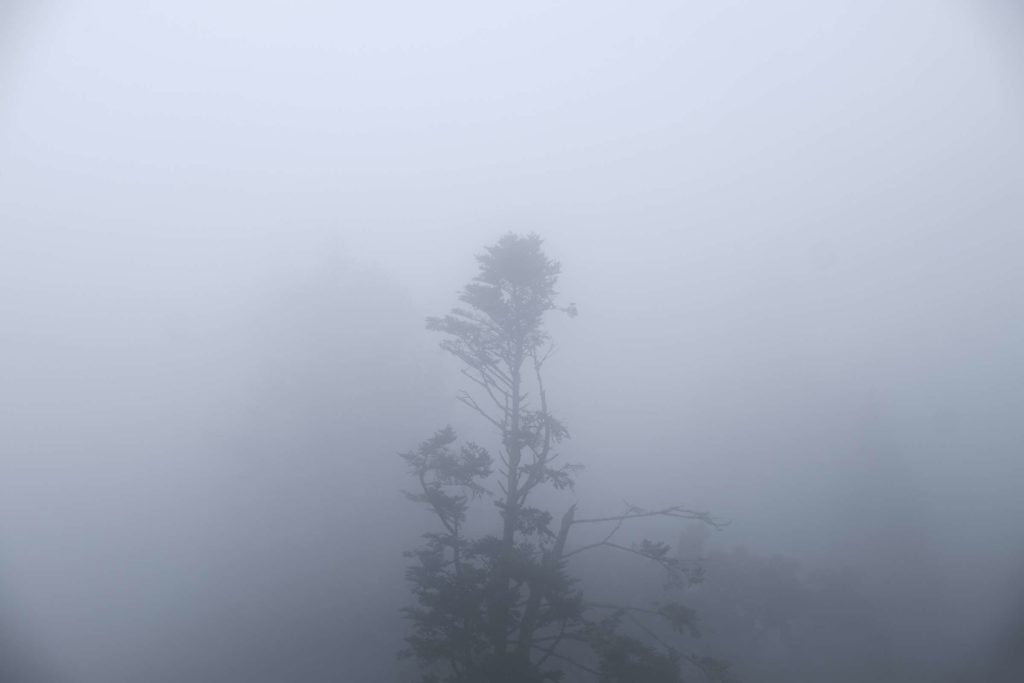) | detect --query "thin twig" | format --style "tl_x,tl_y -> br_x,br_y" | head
529,644 -> 600,676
